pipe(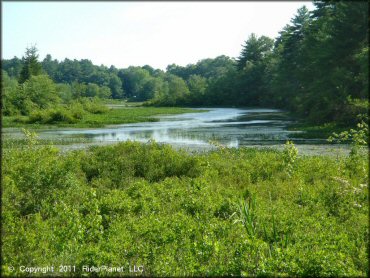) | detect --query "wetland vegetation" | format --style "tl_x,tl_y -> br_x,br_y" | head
1,1 -> 369,277
2,136 -> 368,276
3,104 -> 203,129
